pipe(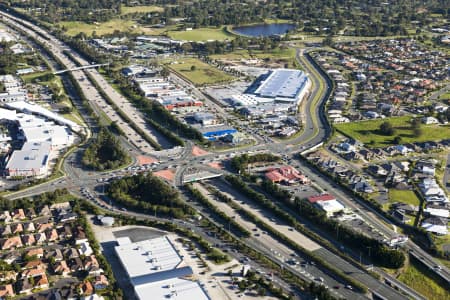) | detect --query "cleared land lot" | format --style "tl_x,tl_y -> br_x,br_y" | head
387,189 -> 421,207
120,5 -> 164,15
335,116 -> 450,147
168,27 -> 234,41
167,58 -> 235,86
59,19 -> 169,36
